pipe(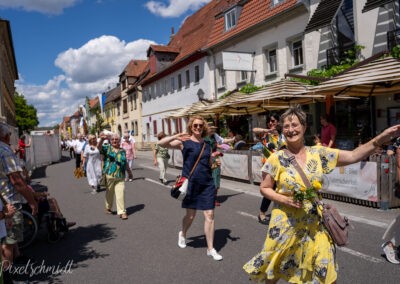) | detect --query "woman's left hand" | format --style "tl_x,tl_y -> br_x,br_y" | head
380,125 -> 400,144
